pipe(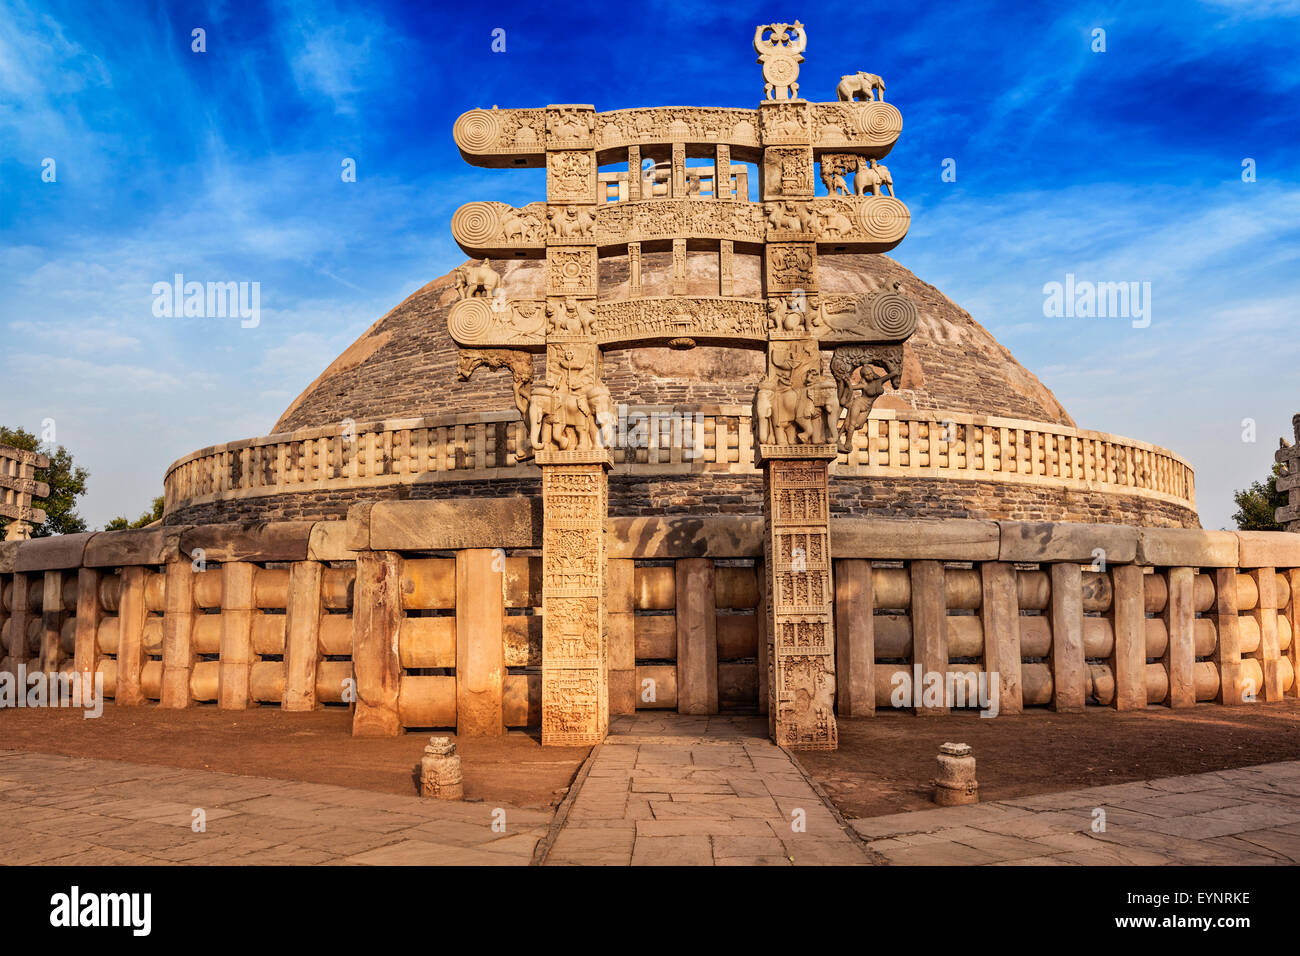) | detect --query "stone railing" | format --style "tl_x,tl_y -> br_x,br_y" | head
6,509 -> 1298,734
163,408 -> 1196,515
